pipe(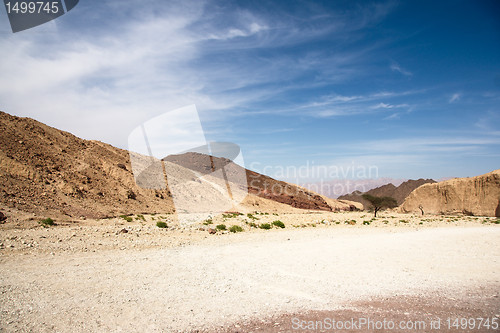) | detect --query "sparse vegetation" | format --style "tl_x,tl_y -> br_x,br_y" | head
135,214 -> 146,221
462,209 -> 474,216
216,224 -> 226,231
362,194 -> 398,217
222,212 -> 242,219
40,218 -> 55,227
156,221 -> 168,228
491,219 -> 500,224
259,223 -> 271,230
248,222 -> 258,228
247,213 -> 259,220
126,190 -> 136,200
399,219 -> 409,223
203,219 -> 213,225
272,220 -> 285,228
229,225 -> 244,233
362,221 -> 370,225
120,215 -> 133,222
